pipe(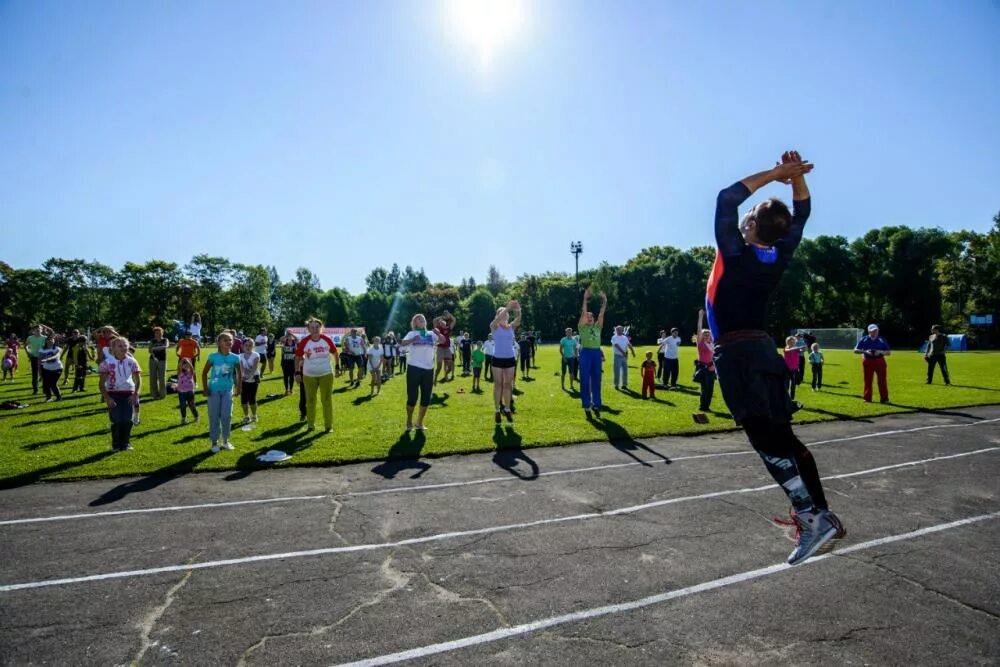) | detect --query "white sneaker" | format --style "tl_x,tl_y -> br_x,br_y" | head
221,441 -> 234,450
252,415 -> 258,423
132,413 -> 141,425
211,443 -> 220,453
